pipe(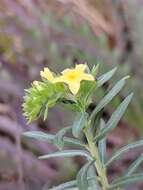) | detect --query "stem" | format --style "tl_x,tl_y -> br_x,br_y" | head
84,126 -> 109,190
